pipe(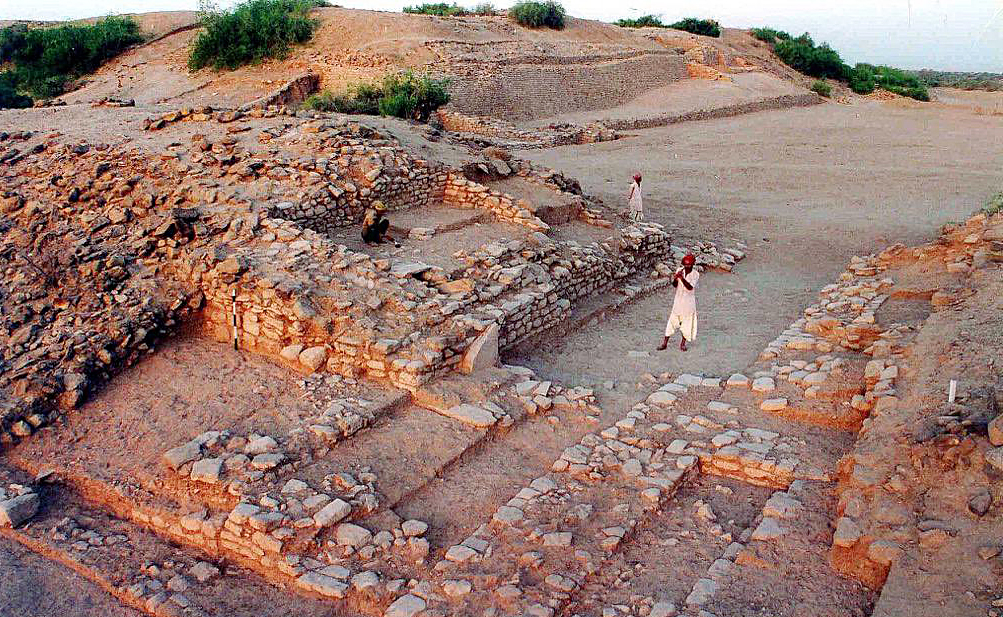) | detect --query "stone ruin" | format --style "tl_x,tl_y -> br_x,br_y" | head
3,97 -> 1000,617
